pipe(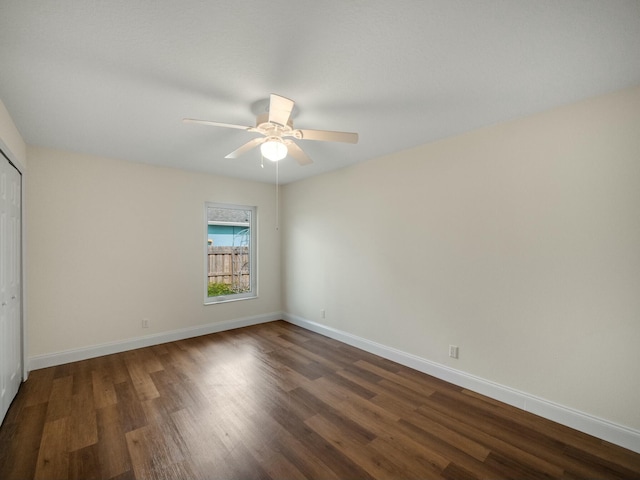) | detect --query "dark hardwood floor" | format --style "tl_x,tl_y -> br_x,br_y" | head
1,321 -> 639,479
